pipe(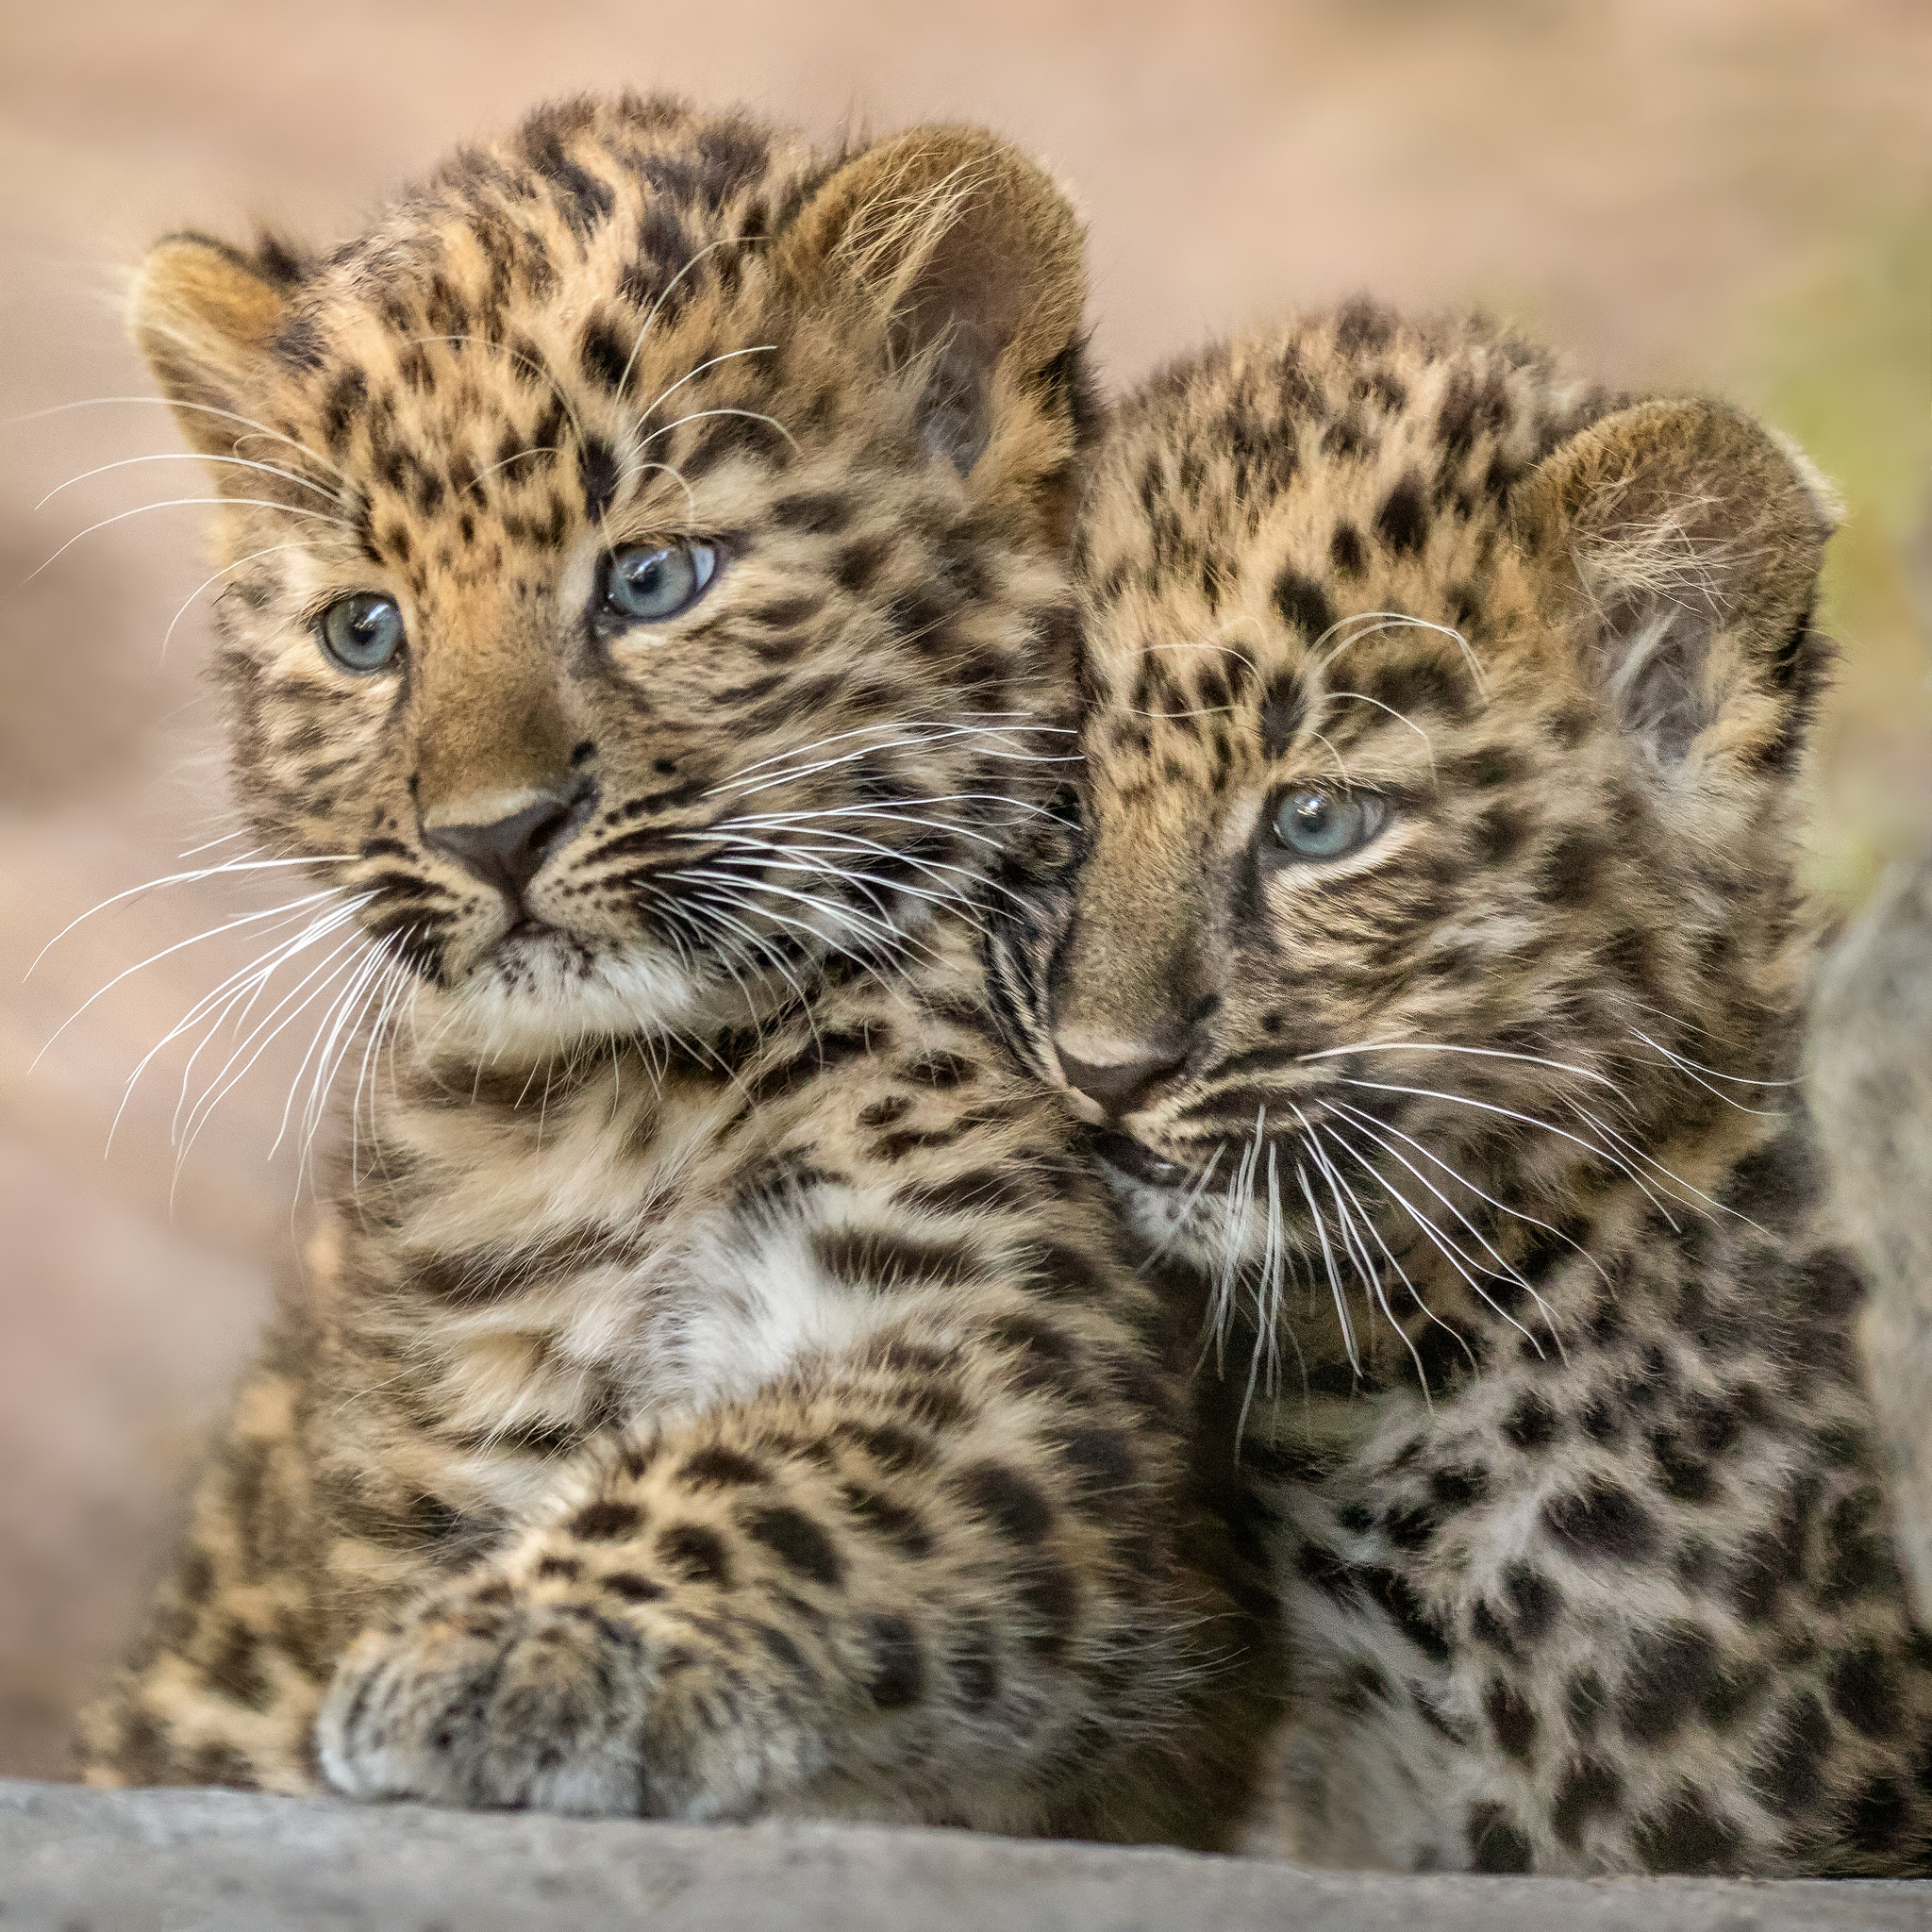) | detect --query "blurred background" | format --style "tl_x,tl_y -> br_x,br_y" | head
1,0 -> 1927,1779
